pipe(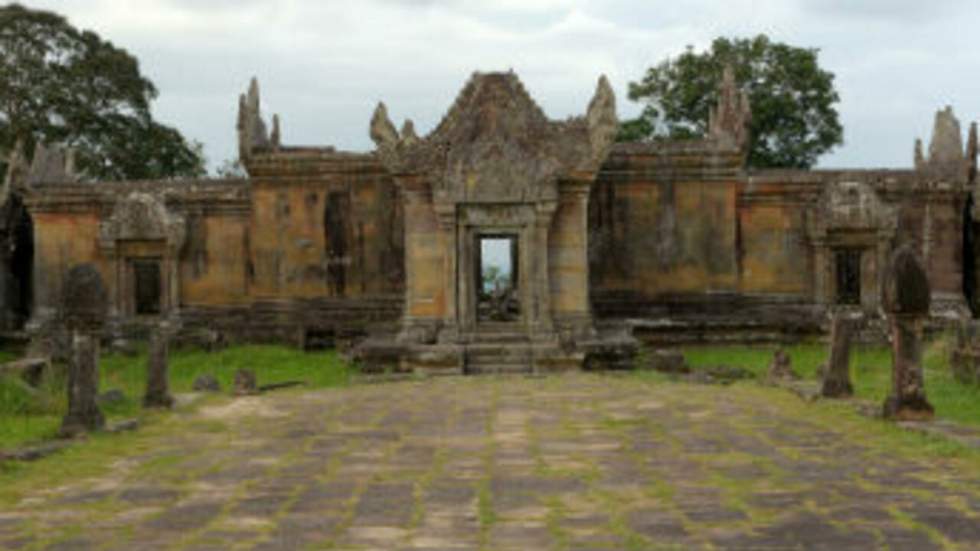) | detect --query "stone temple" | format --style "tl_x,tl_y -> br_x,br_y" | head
1,70 -> 977,373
